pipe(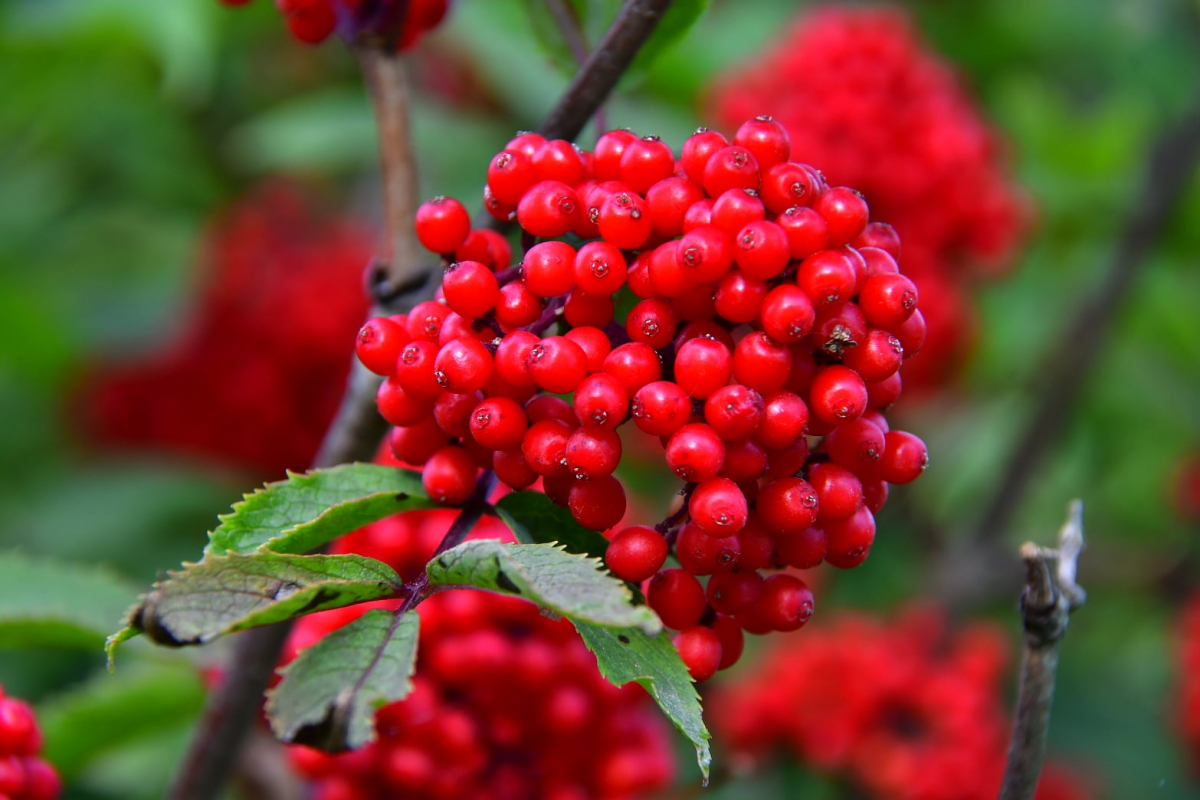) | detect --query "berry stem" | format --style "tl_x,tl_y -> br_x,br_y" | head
655,482 -> 697,534
998,500 -> 1086,800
